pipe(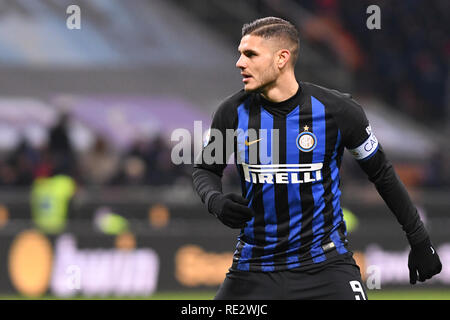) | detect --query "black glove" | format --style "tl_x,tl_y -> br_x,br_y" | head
208,192 -> 254,229
408,237 -> 442,284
